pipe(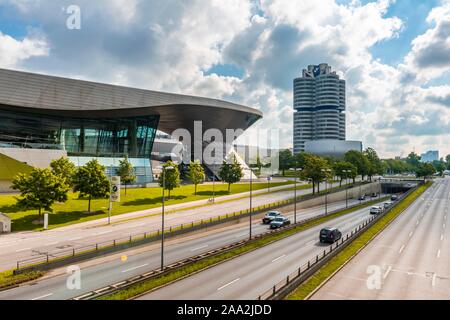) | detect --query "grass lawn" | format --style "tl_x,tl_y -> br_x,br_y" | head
0,153 -> 32,180
0,181 -> 292,232
0,269 -> 45,290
